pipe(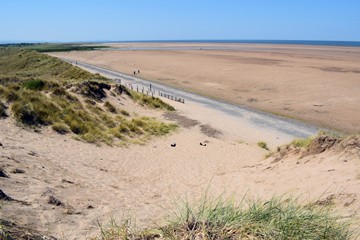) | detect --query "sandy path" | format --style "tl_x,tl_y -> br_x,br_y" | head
50,43 -> 360,133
